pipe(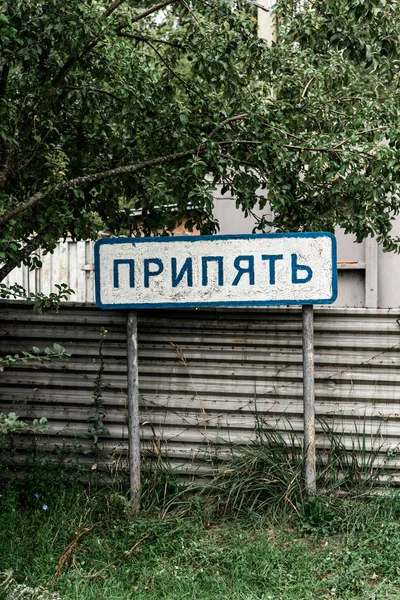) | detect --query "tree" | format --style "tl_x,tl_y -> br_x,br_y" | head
0,0 -> 399,282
